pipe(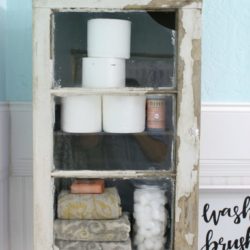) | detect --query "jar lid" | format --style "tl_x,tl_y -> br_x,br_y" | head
147,94 -> 166,100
